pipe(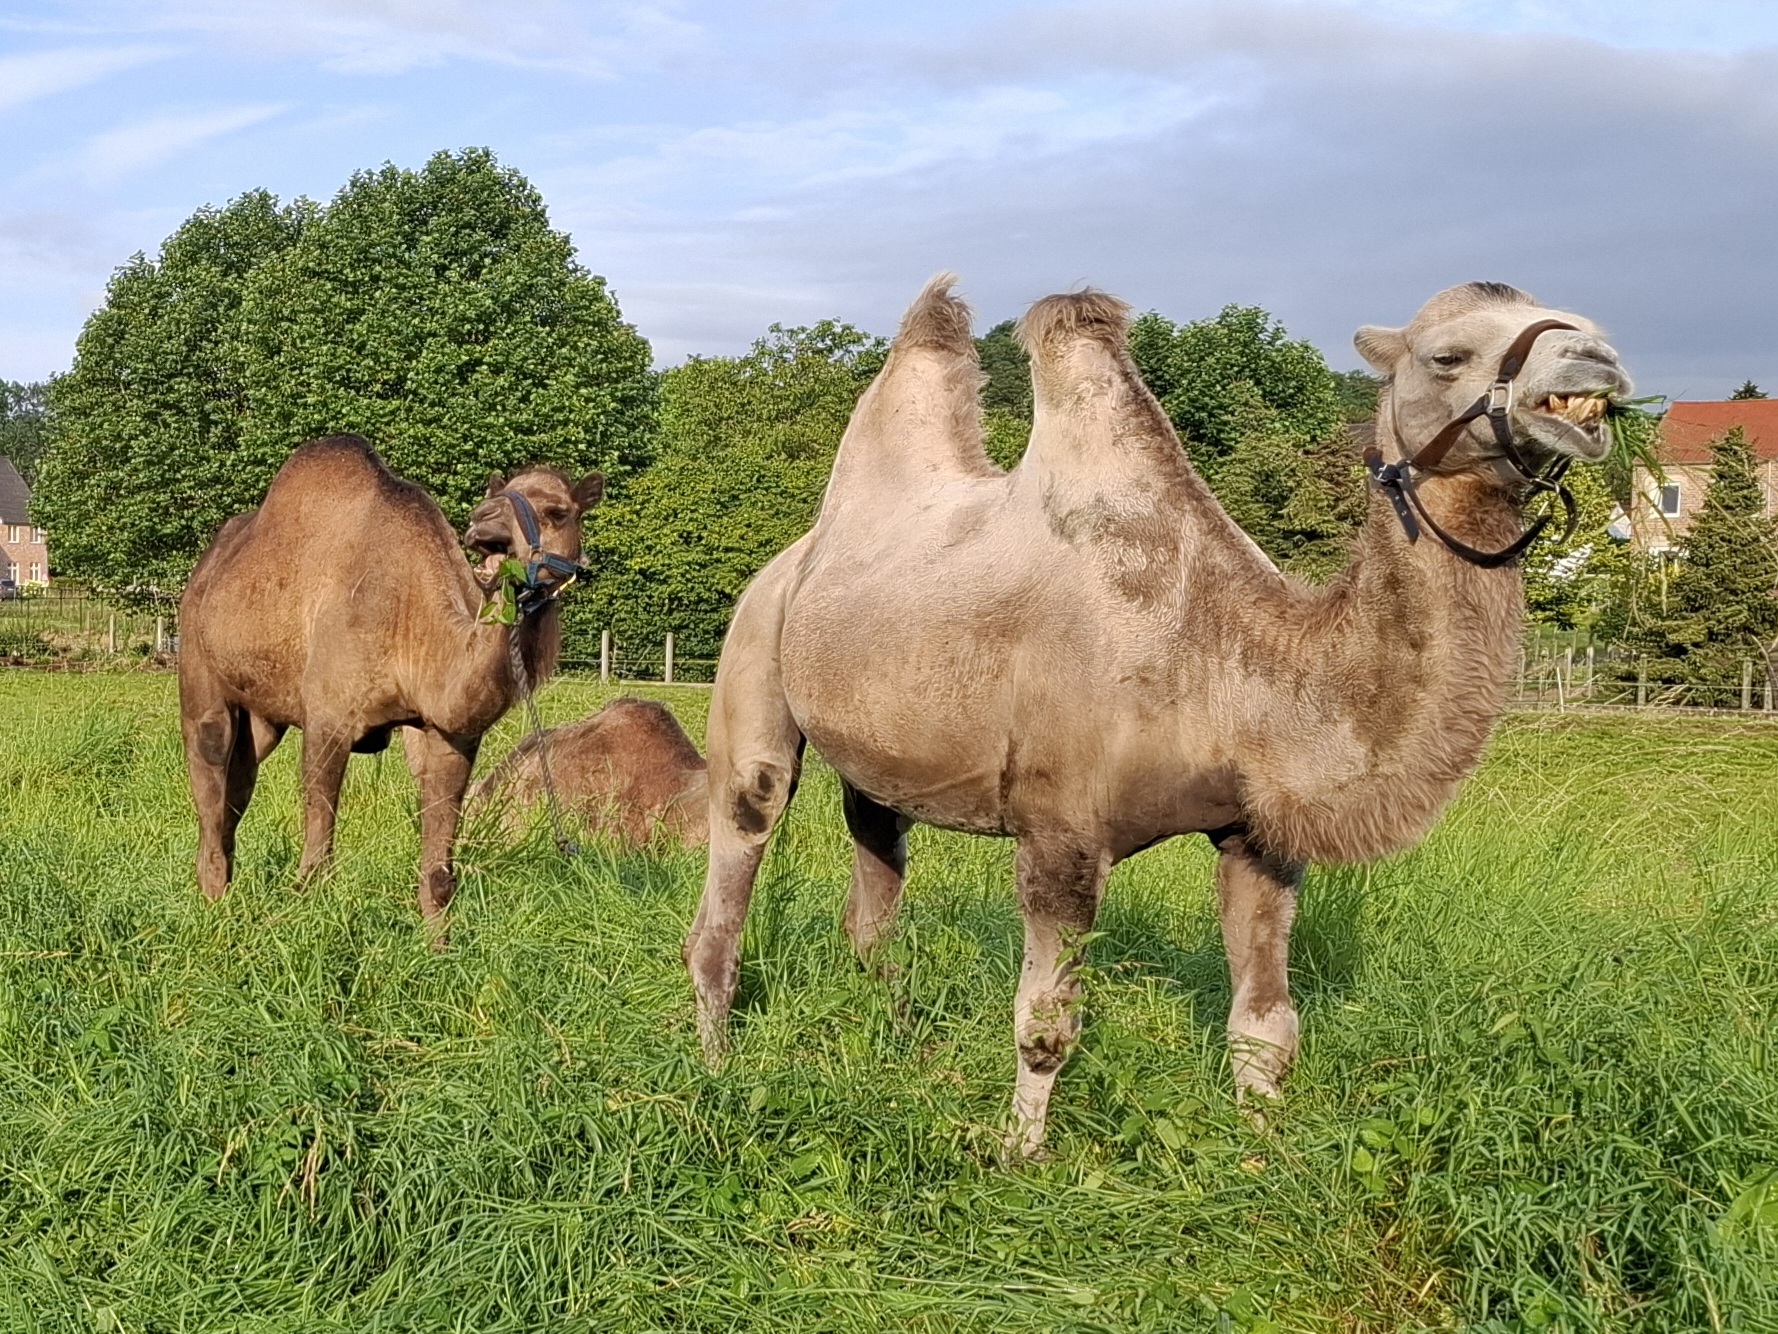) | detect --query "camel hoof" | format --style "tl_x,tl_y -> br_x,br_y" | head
696,1014 -> 730,1070
424,916 -> 452,953
1004,1118 -> 1050,1164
